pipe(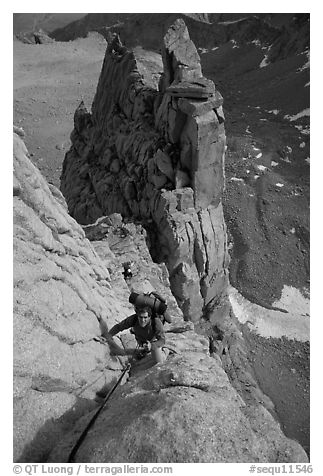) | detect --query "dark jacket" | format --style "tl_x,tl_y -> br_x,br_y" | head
109,314 -> 165,348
